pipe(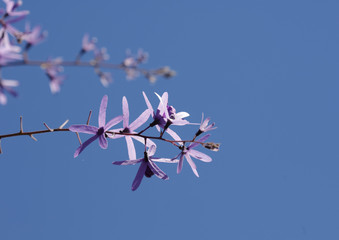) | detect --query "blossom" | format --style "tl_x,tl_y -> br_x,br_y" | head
112,145 -> 178,191
69,95 -> 123,158
109,96 -> 152,160
142,91 -> 186,142
98,71 -> 112,87
21,24 -> 46,47
41,57 -> 65,93
93,47 -> 109,63
0,78 -> 18,105
82,33 -> 96,52
0,28 -> 22,65
174,134 -> 212,177
3,0 -> 29,18
195,113 -> 216,138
